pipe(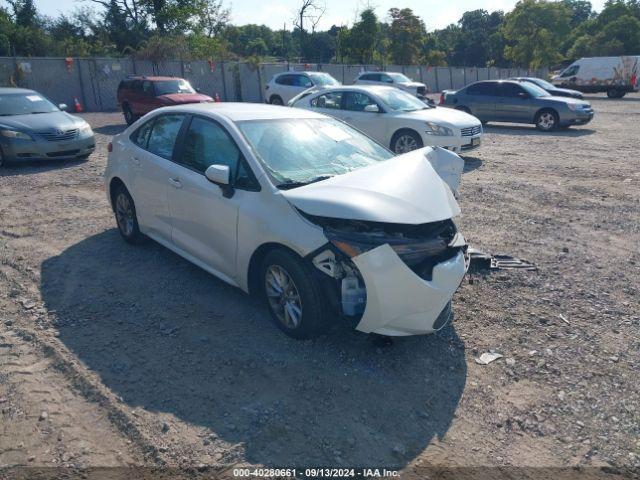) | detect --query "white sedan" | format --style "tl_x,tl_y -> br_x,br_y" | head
105,103 -> 468,339
291,85 -> 483,154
